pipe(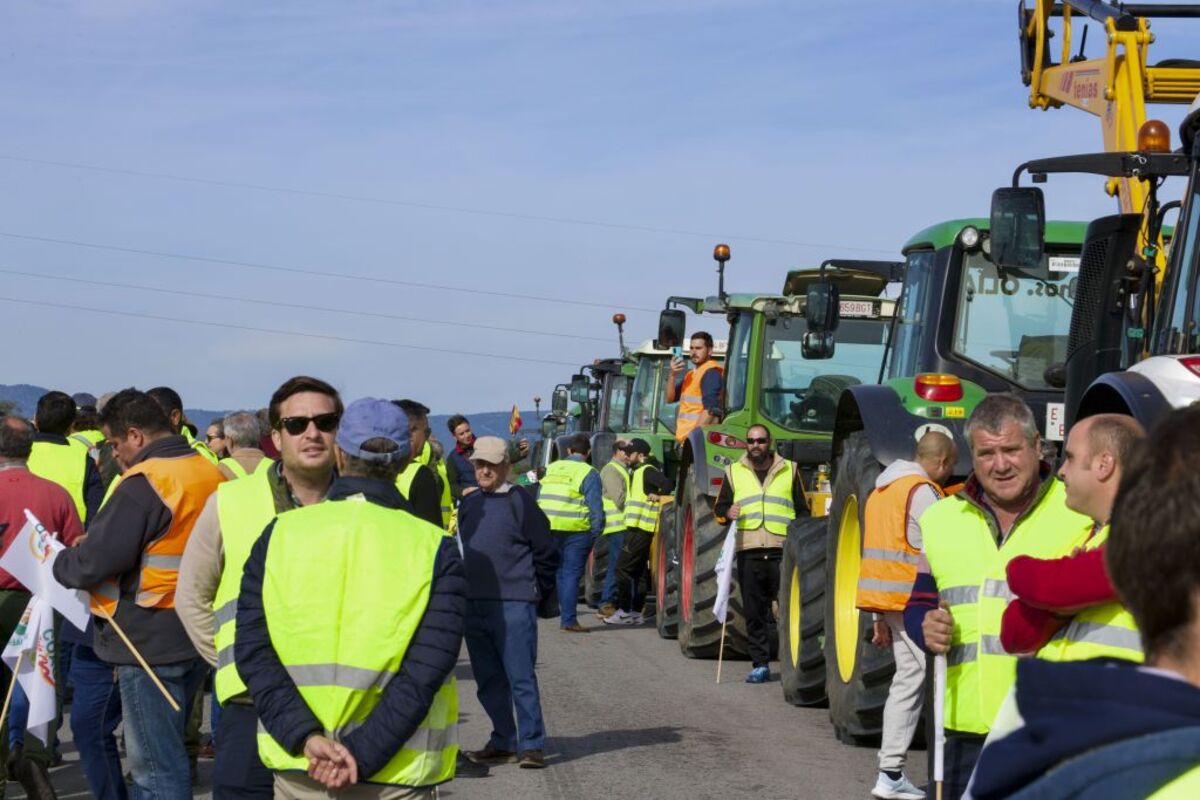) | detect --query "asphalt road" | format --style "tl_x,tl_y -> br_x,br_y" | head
20,617 -> 926,799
